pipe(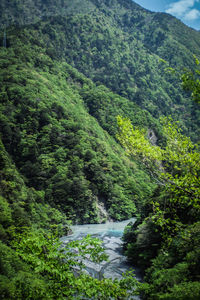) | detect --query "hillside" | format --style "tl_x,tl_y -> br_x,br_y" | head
0,42 -> 158,224
0,0 -> 200,299
0,0 -> 144,27
0,22 -> 157,297
1,0 -> 200,140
